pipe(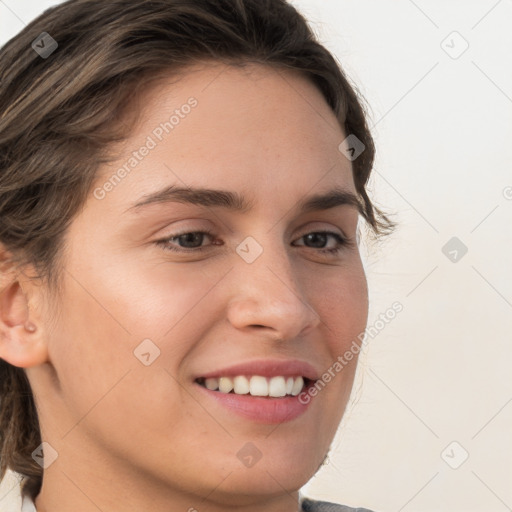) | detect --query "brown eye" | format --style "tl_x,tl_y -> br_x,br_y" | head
294,231 -> 351,255
156,230 -> 216,253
